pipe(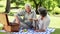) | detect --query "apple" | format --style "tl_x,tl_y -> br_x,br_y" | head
23,29 -> 27,32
